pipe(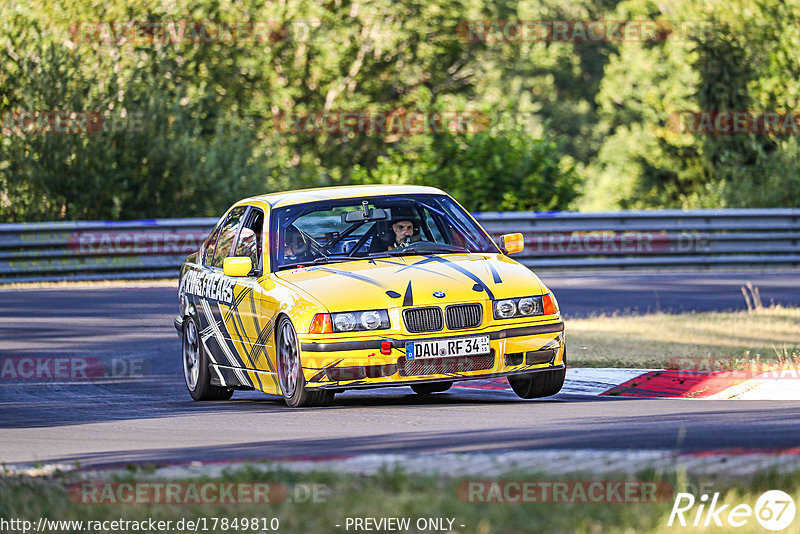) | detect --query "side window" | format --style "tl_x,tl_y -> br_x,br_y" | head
441,218 -> 468,249
423,209 -> 445,242
211,206 -> 247,269
234,208 -> 264,271
202,222 -> 223,266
